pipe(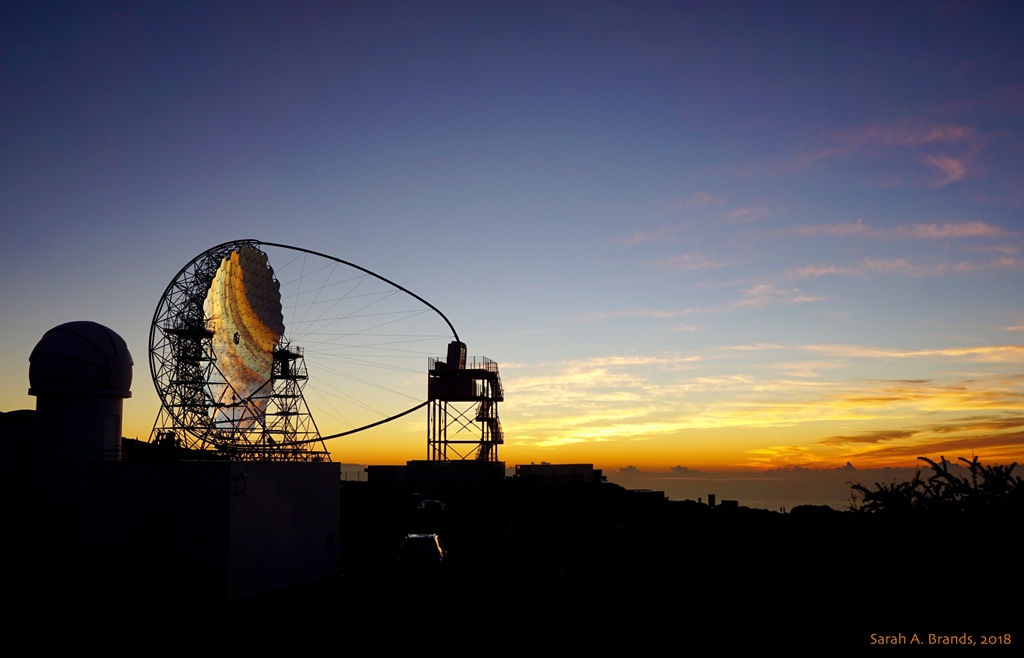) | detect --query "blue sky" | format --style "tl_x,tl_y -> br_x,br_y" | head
2,1 -> 1022,480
